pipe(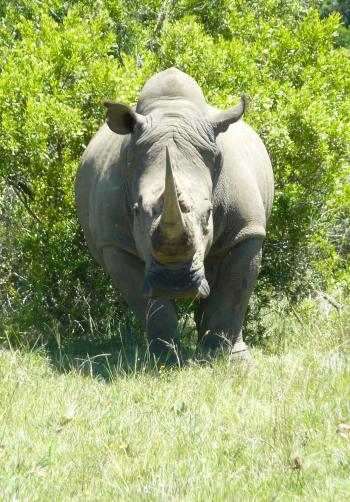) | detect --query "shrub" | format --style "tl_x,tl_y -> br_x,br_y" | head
0,0 -> 349,345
